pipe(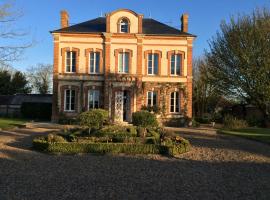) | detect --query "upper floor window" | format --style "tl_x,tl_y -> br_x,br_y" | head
148,53 -> 159,75
66,51 -> 76,73
147,91 -> 157,107
88,90 -> 100,109
170,91 -> 180,113
170,54 -> 181,75
120,19 -> 129,33
64,89 -> 75,111
118,52 -> 129,73
90,52 -> 100,74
